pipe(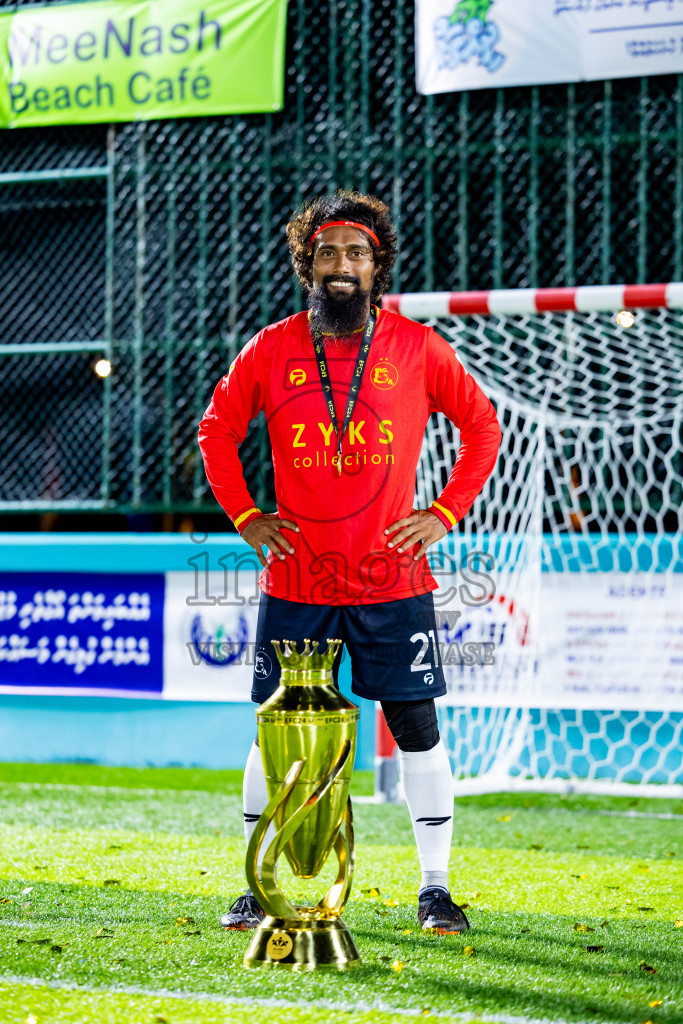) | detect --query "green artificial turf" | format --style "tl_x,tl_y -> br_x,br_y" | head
0,763 -> 681,1024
